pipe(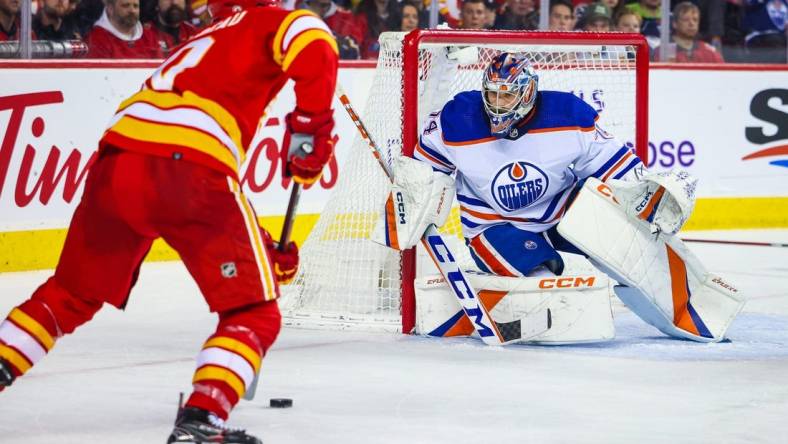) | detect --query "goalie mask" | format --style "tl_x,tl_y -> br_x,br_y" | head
482,53 -> 539,138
